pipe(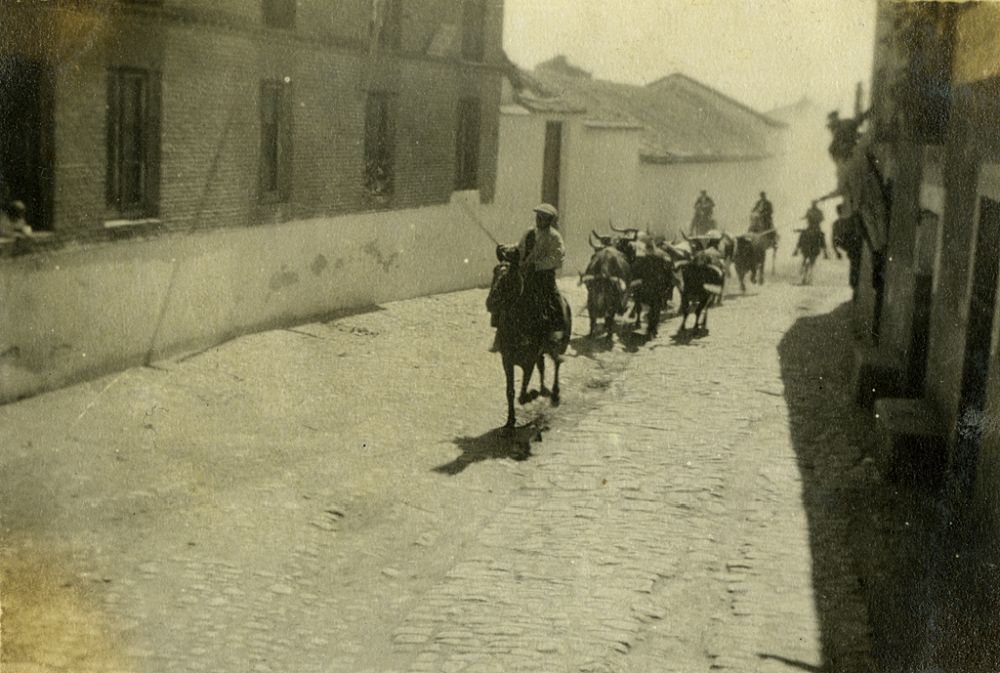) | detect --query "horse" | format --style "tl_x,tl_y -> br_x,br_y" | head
487,245 -> 572,428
